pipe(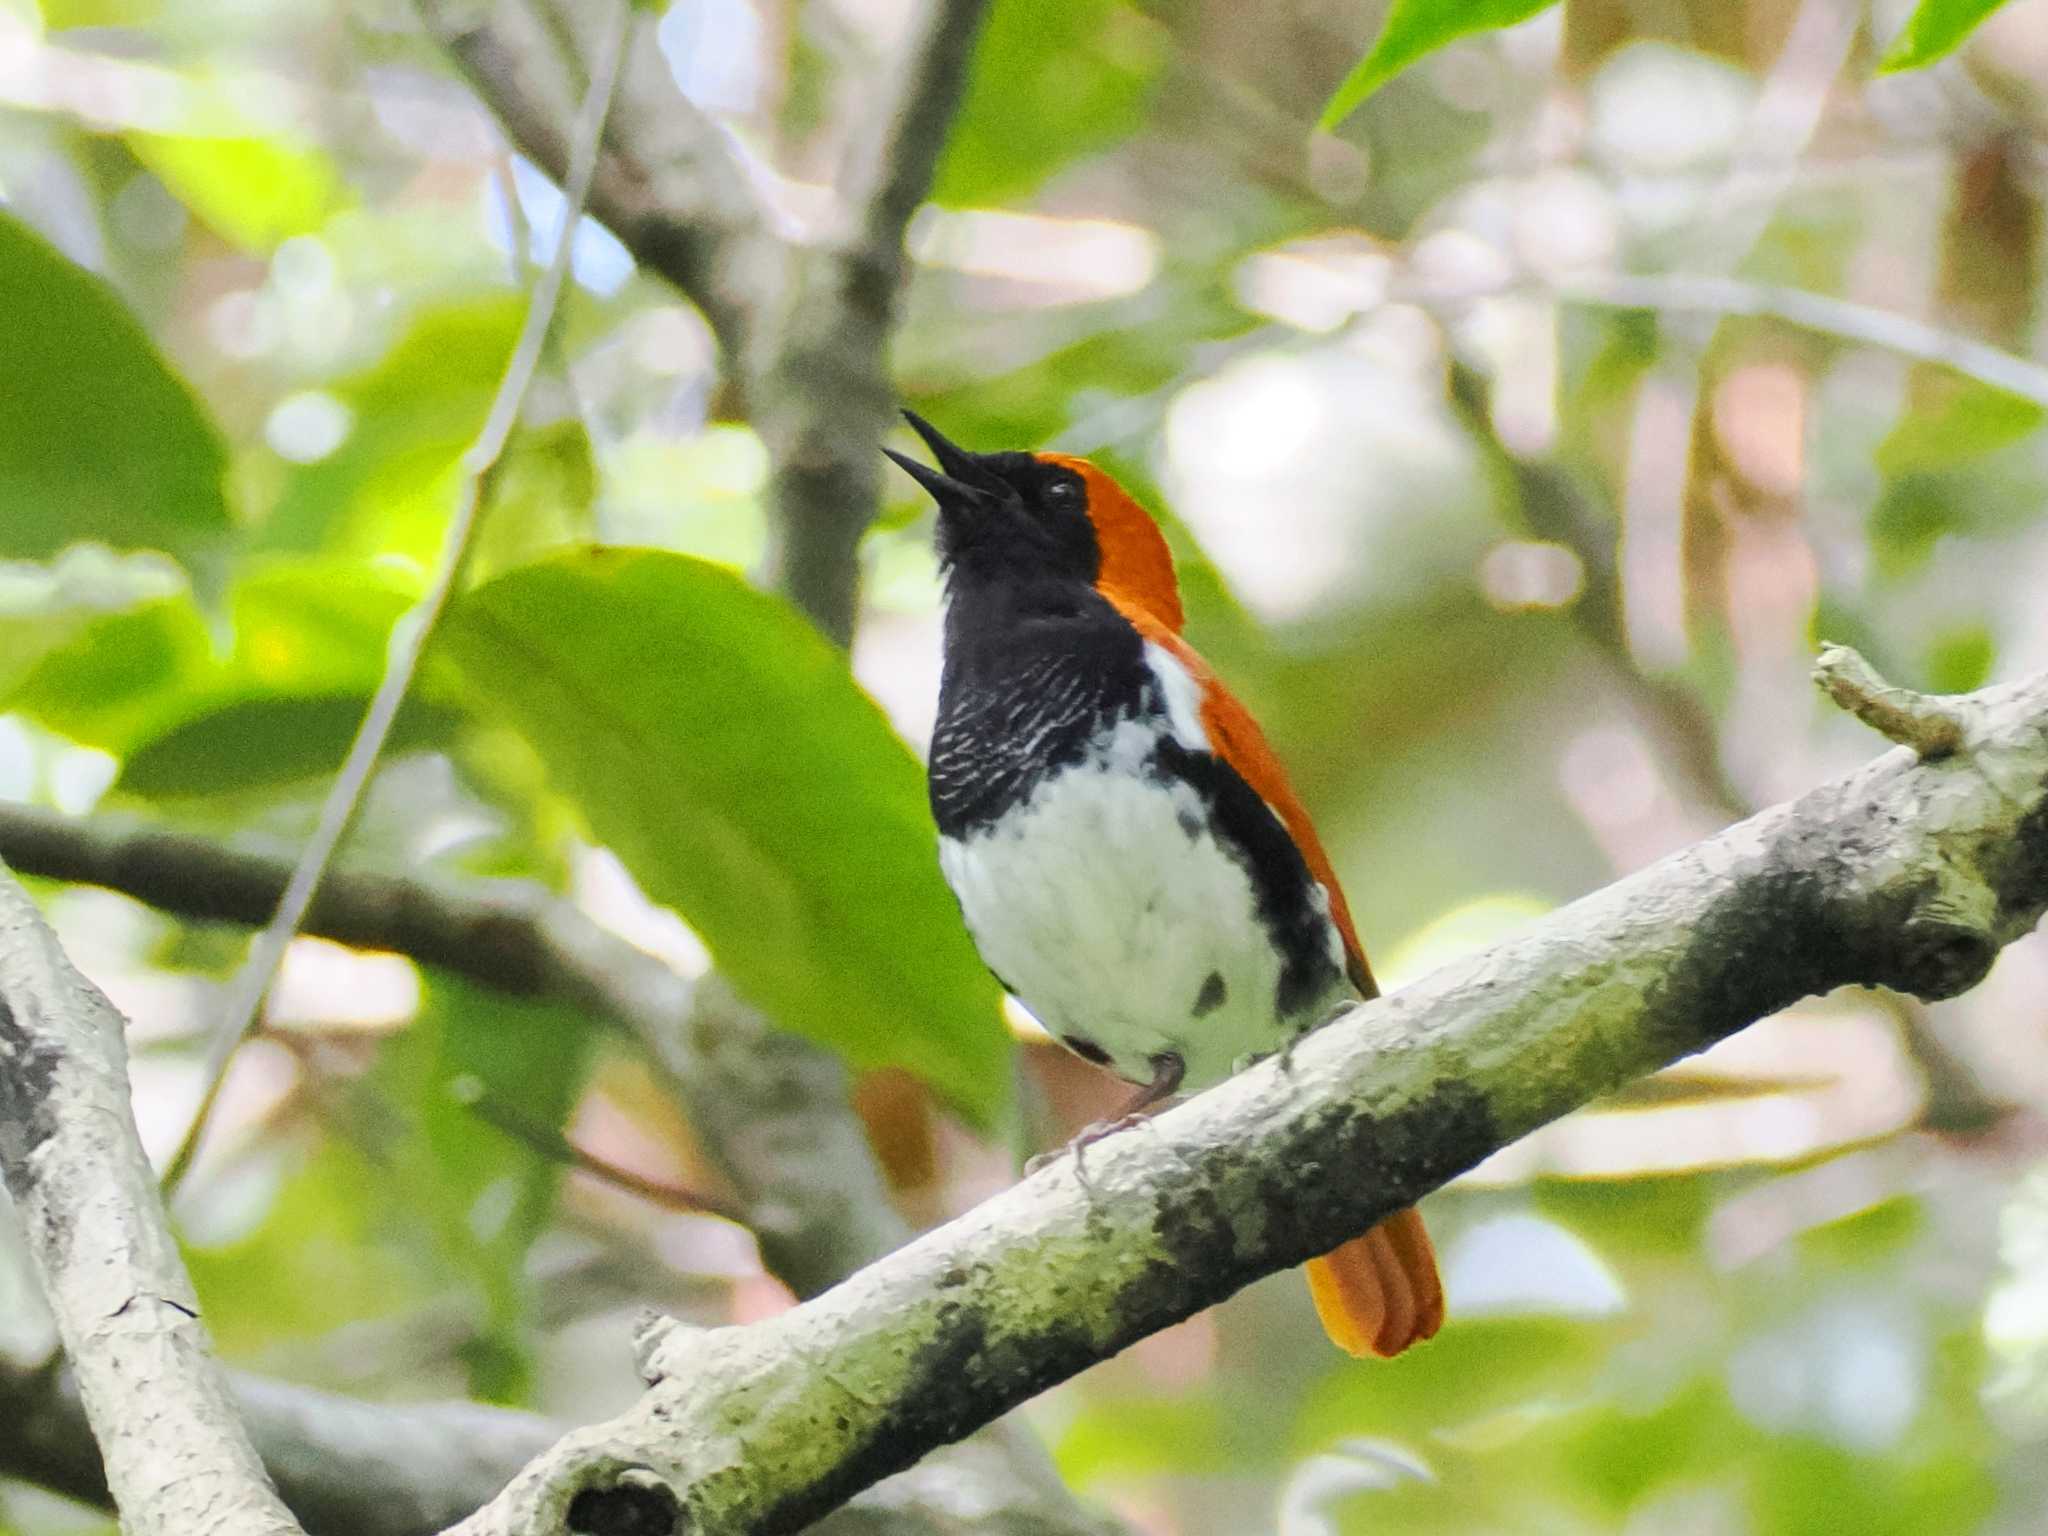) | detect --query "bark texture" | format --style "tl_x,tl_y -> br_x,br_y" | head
0,868 -> 303,1536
